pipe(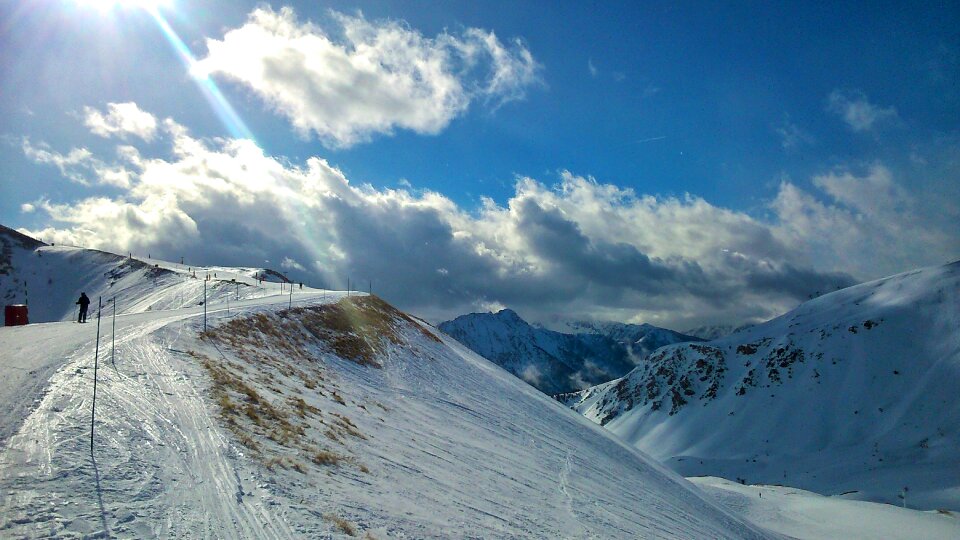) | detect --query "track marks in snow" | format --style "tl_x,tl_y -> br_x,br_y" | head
0,317 -> 294,538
